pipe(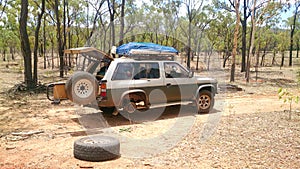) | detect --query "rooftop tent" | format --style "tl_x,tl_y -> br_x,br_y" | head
116,42 -> 178,56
